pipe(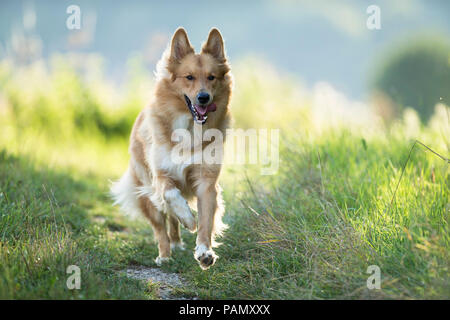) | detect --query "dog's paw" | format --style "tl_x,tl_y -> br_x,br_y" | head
194,244 -> 218,270
165,189 -> 197,232
170,241 -> 185,251
176,208 -> 197,233
155,256 -> 170,266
